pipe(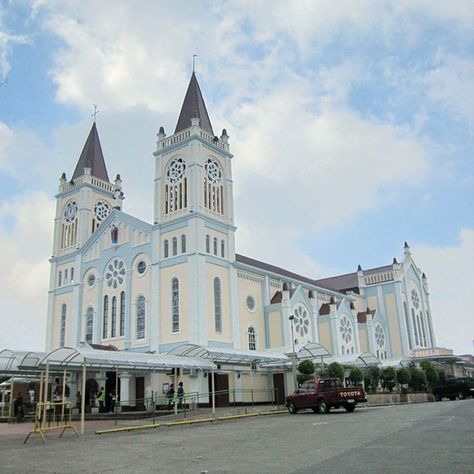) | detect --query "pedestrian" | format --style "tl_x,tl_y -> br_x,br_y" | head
97,388 -> 105,413
167,383 -> 175,409
13,392 -> 24,422
177,381 -> 184,410
110,390 -> 117,413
